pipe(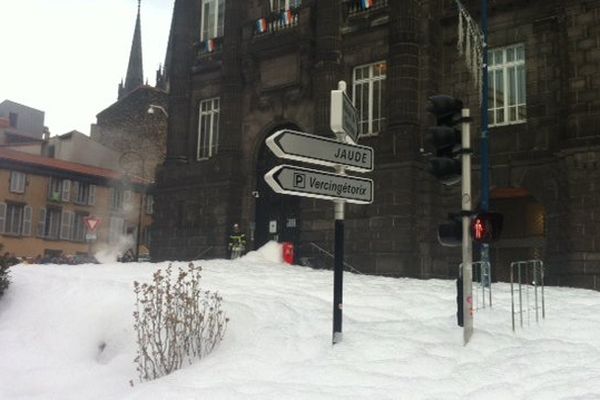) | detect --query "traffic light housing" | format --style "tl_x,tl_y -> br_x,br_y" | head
472,212 -> 504,243
426,95 -> 464,185
438,217 -> 462,247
